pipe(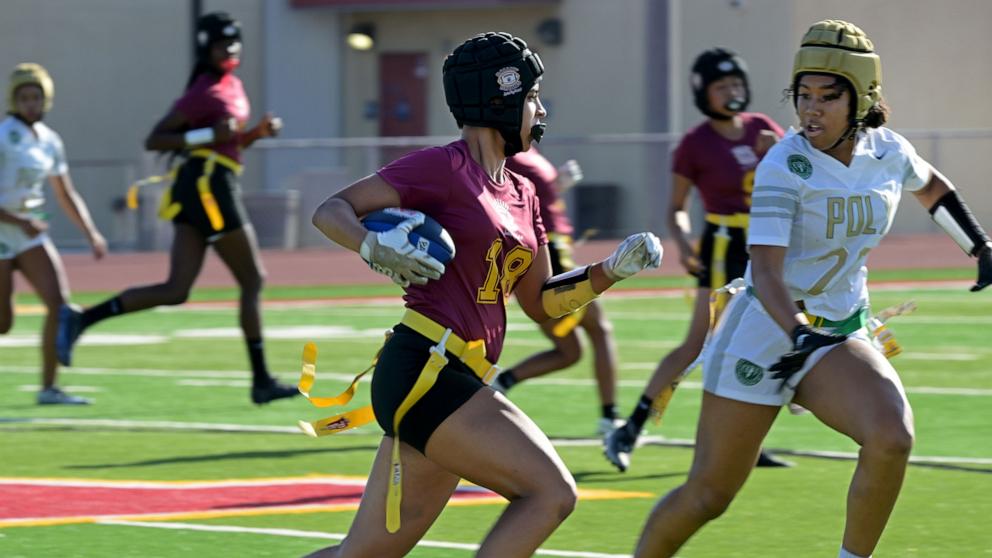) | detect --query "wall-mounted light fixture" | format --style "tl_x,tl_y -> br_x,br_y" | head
347,23 -> 375,51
